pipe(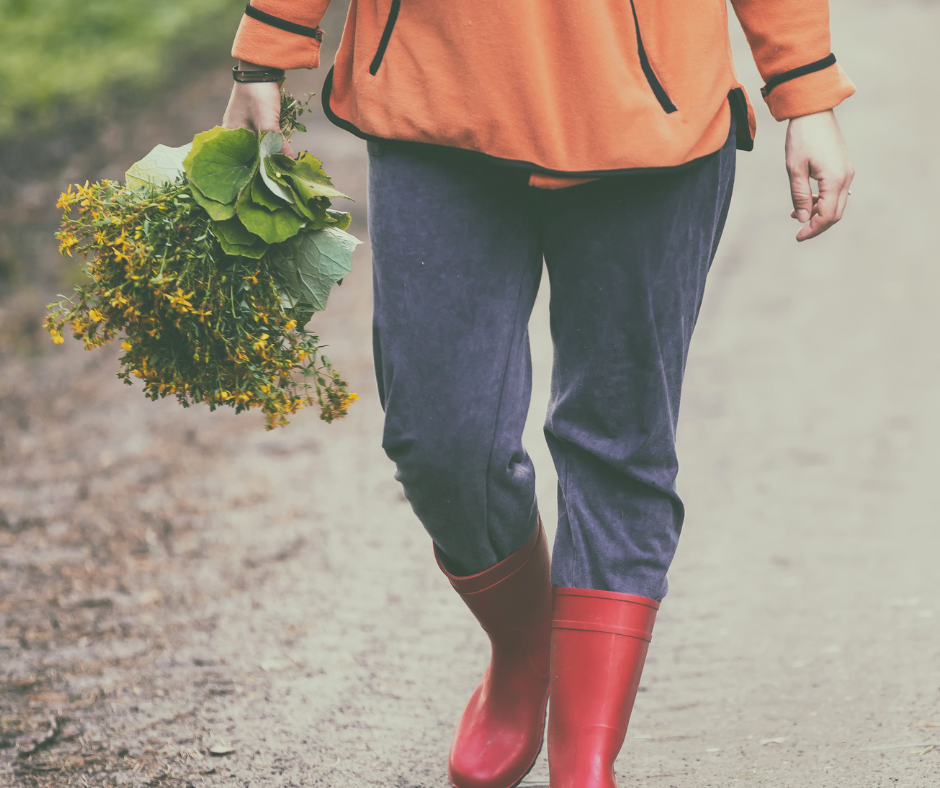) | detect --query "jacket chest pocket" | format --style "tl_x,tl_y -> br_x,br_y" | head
369,0 -> 402,75
629,0 -> 677,113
